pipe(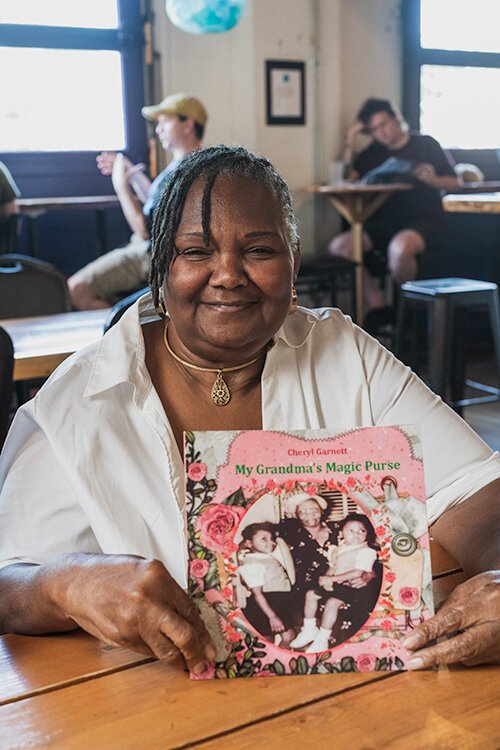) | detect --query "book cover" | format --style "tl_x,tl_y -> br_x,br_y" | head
361,156 -> 414,185
185,426 -> 433,679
